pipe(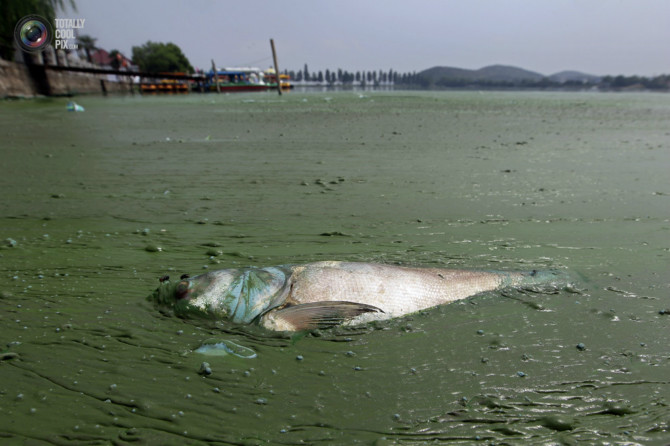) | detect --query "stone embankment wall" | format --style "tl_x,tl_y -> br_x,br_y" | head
1,57 -> 134,98
0,60 -> 34,97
